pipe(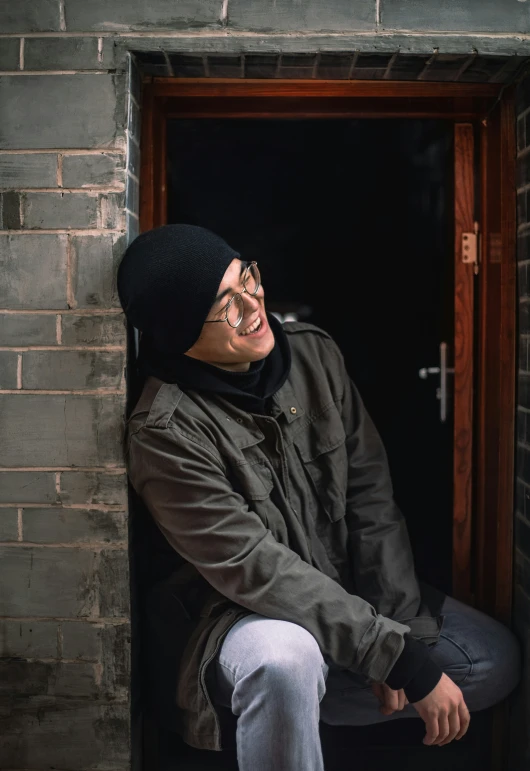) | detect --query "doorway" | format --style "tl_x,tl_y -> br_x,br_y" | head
166,117 -> 455,596
136,78 -> 516,771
